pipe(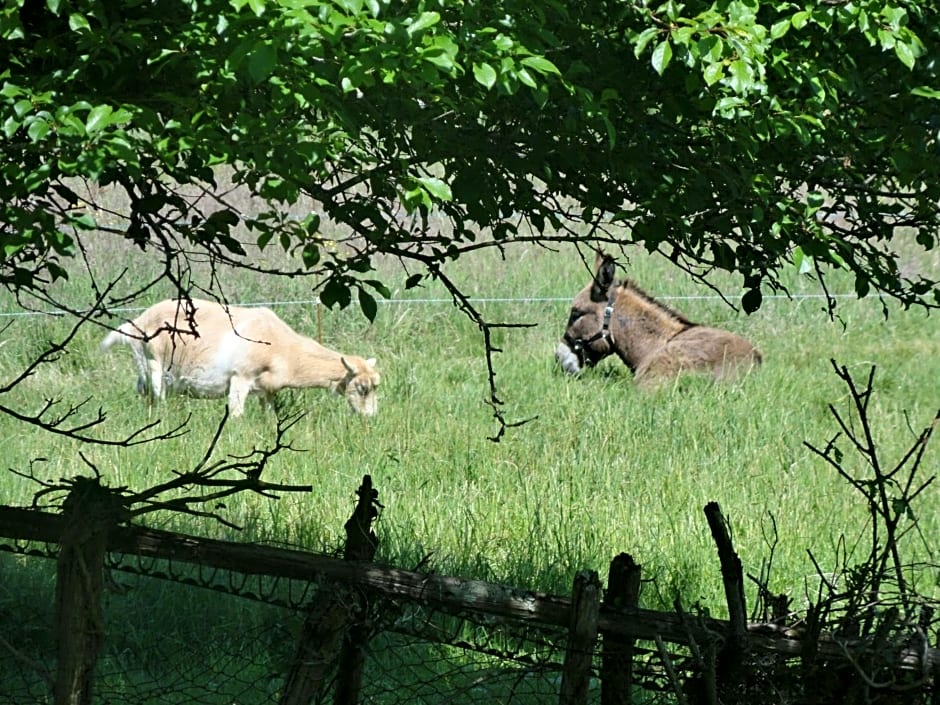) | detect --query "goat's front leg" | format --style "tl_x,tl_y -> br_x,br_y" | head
227,376 -> 251,417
